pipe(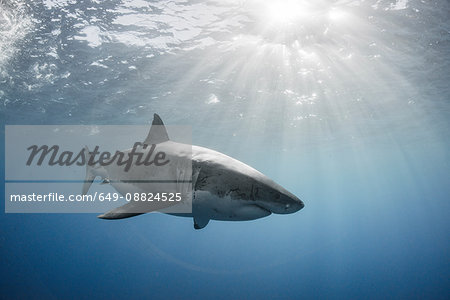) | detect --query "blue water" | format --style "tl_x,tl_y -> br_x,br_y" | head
1,0 -> 449,299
